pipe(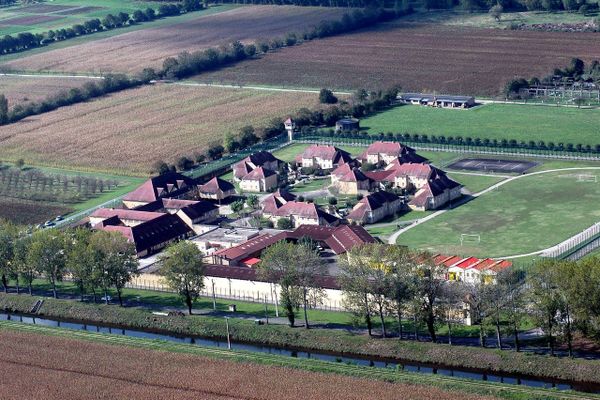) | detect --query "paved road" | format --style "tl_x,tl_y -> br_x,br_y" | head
0,72 -> 103,79
388,167 -> 600,259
